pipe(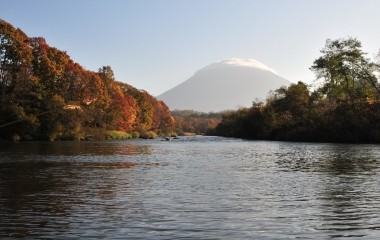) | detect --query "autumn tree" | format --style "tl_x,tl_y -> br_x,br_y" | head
172,110 -> 222,135
0,20 -> 40,139
0,19 -> 175,140
0,20 -> 33,96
